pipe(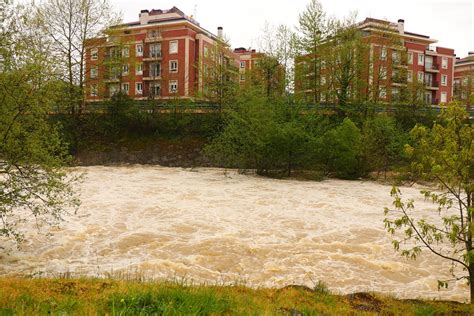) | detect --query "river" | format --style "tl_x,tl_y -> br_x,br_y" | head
0,166 -> 468,302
